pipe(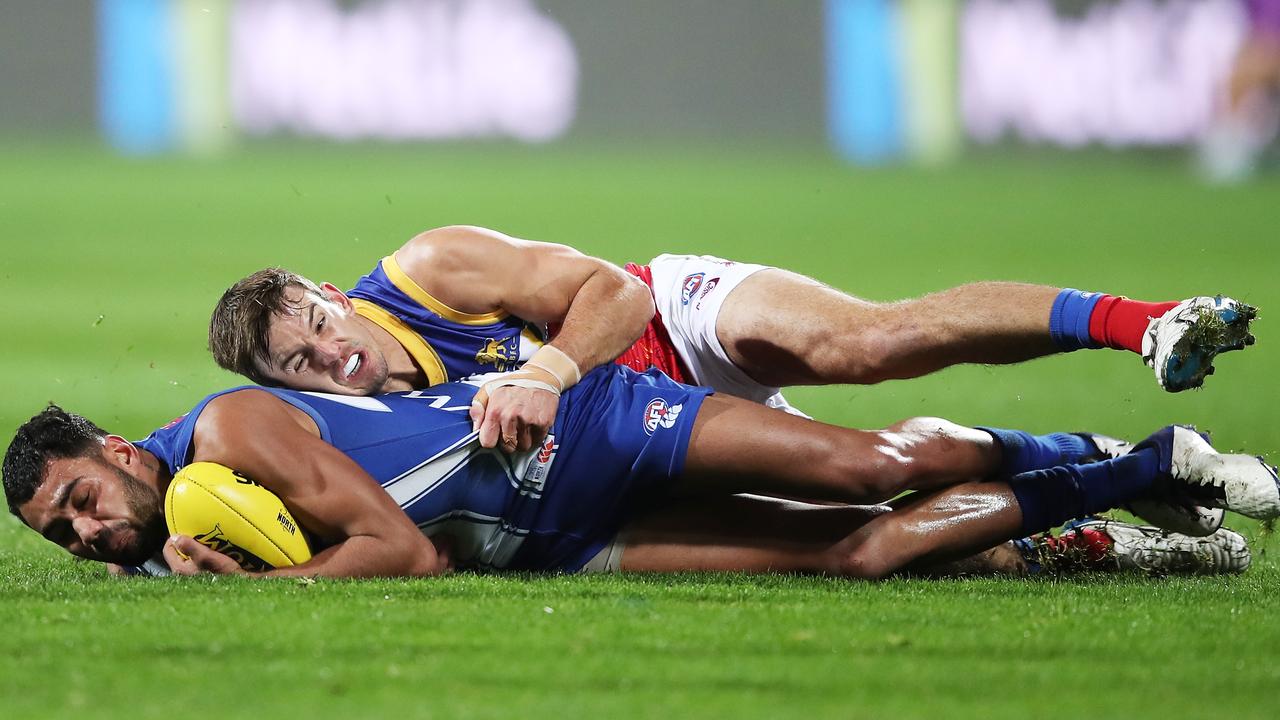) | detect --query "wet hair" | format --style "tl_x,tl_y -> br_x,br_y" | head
208,267 -> 325,385
3,404 -> 107,519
